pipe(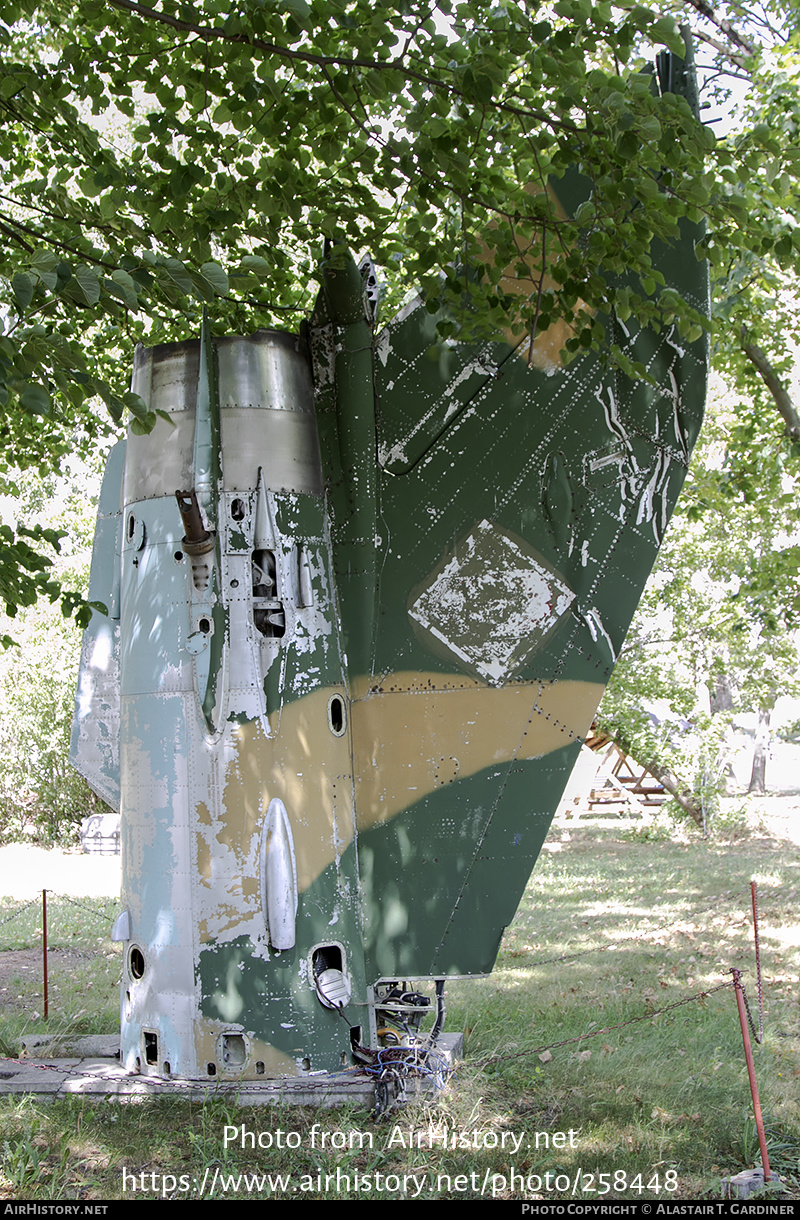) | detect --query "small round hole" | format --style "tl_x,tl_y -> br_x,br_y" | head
174,550 -> 184,563
129,947 -> 145,979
